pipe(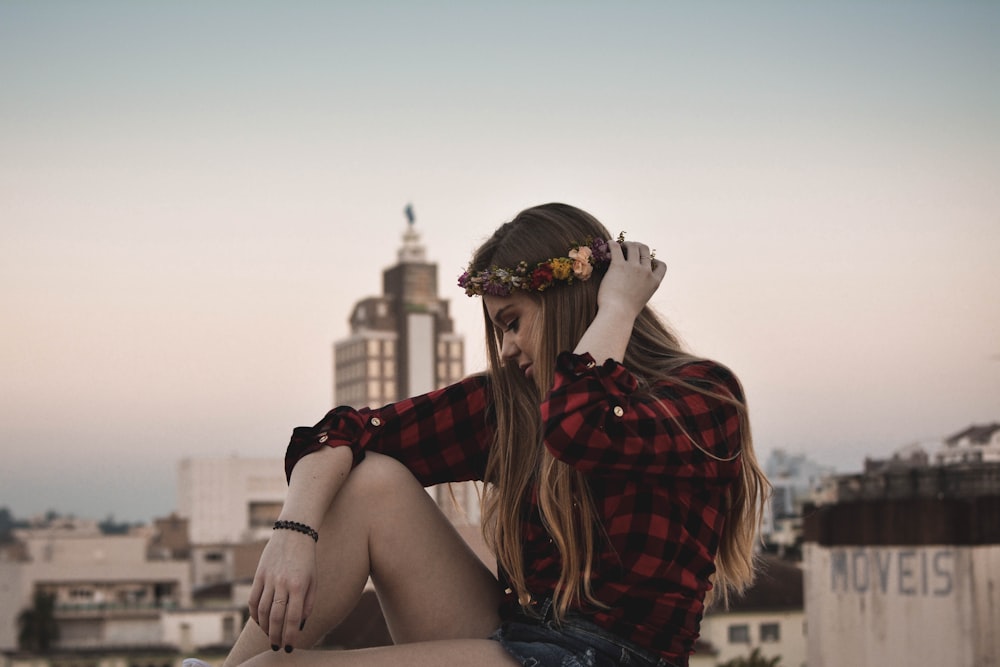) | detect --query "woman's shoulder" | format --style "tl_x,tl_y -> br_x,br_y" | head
656,358 -> 744,401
